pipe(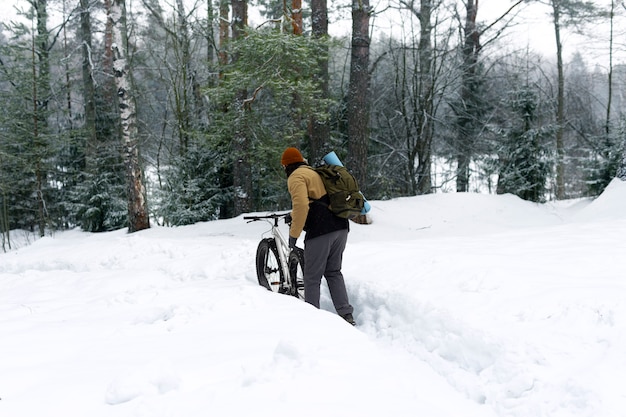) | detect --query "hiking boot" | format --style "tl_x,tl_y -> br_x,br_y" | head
341,313 -> 356,326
